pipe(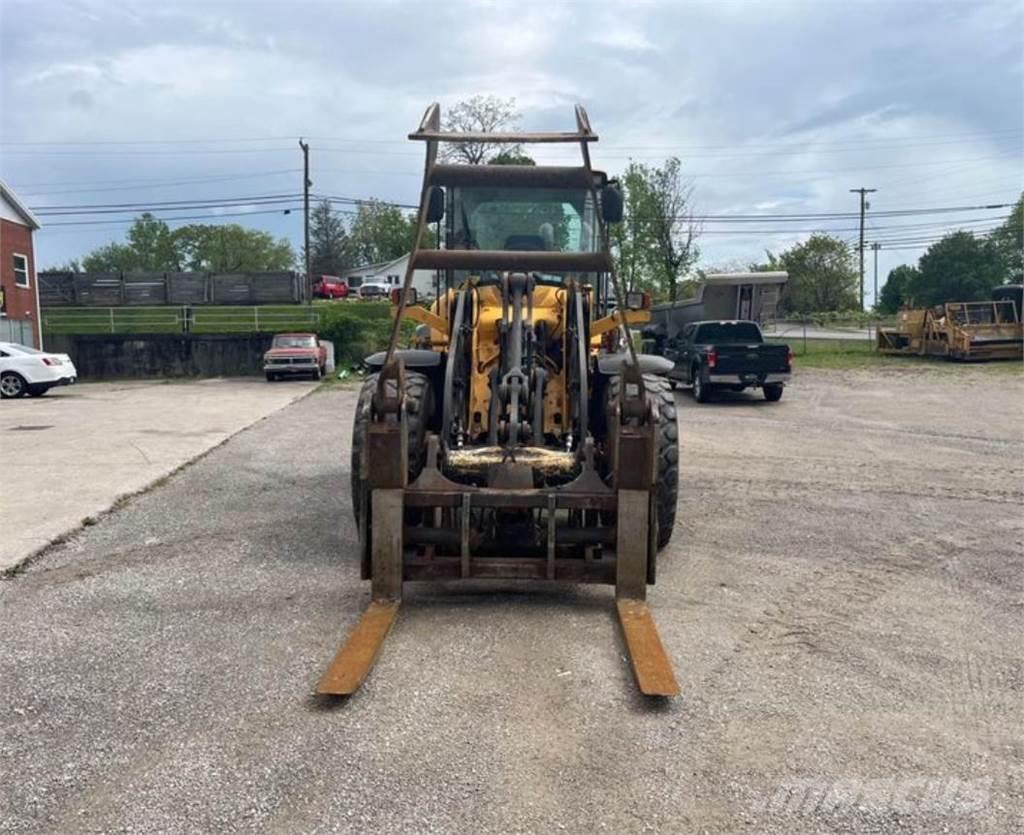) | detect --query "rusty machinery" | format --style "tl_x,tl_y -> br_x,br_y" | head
877,285 -> 1023,361
318,104 -> 681,698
